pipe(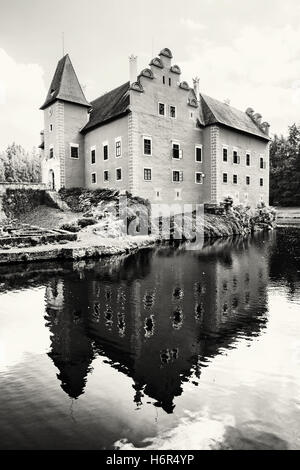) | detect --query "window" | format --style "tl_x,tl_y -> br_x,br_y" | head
175,189 -> 182,200
144,168 -> 152,181
158,102 -> 165,116
233,150 -> 240,164
49,124 -> 53,132
103,170 -> 109,182
163,76 -> 165,84
143,137 -> 152,155
233,174 -> 238,184
223,173 -> 228,183
116,168 -> 122,181
169,105 -> 176,119
246,176 -> 250,185
246,153 -> 251,166
91,147 -> 96,164
172,170 -> 183,182
103,143 -> 108,160
169,77 -> 171,86
115,138 -> 121,157
195,172 -> 203,184
223,147 -> 228,162
49,146 -> 54,159
172,142 -> 182,159
195,145 -> 202,162
260,178 -> 264,187
70,144 -> 79,159
260,157 -> 265,169
91,172 -> 96,184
